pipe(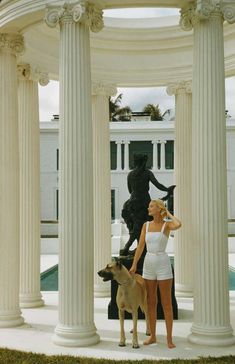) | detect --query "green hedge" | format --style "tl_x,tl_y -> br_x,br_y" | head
0,348 -> 235,364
